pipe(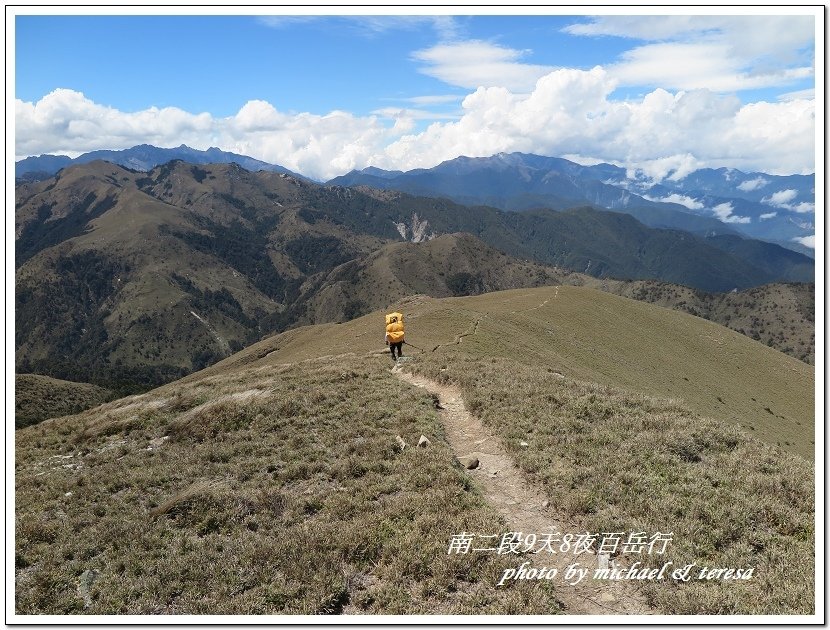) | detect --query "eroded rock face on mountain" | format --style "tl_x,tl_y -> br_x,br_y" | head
393,212 -> 438,243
